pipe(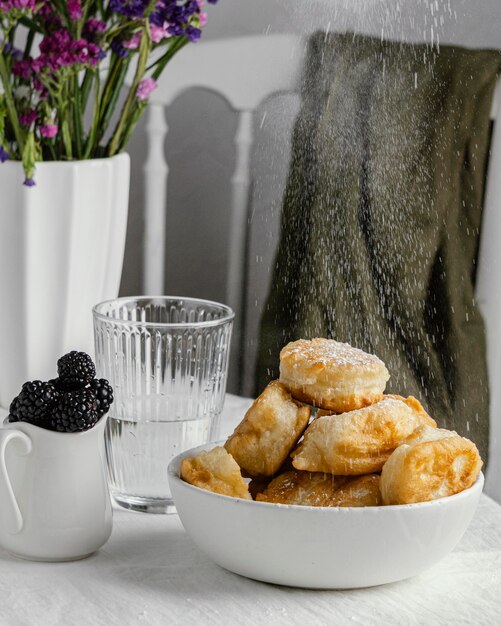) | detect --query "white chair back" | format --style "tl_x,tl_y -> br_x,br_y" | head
142,34 -> 304,388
